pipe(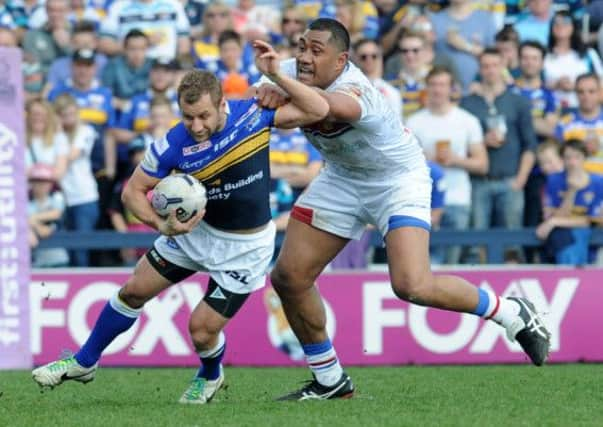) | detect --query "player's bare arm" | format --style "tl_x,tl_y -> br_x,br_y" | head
253,40 -> 329,128
313,86 -> 362,123
244,83 -> 290,110
251,81 -> 360,123
122,166 -> 204,236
